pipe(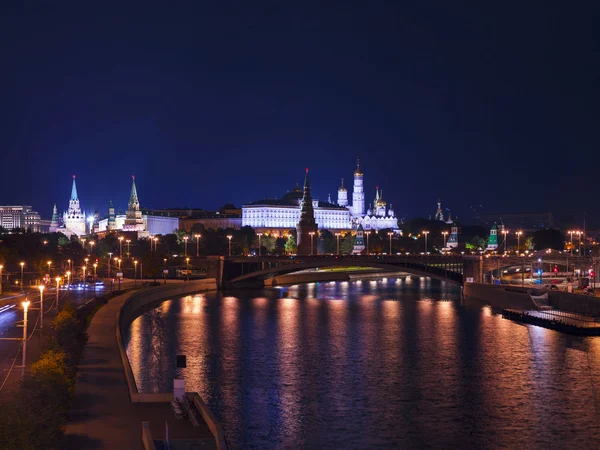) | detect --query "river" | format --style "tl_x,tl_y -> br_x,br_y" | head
125,276 -> 600,449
